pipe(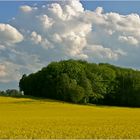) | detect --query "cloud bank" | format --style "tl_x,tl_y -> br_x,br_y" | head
1,0 -> 140,89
